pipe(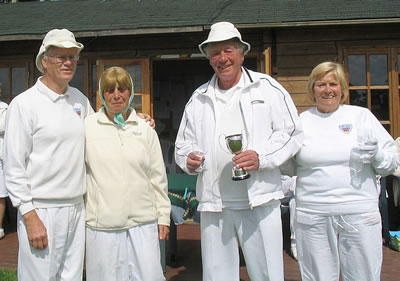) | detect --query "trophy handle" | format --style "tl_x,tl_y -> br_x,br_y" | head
218,134 -> 230,154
